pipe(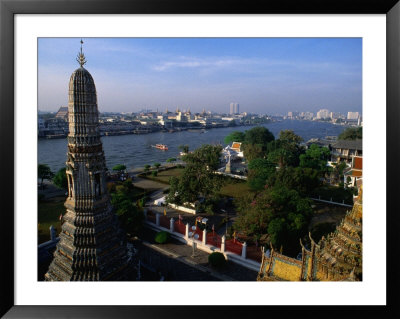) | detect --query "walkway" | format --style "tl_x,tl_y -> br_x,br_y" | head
134,228 -> 258,281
